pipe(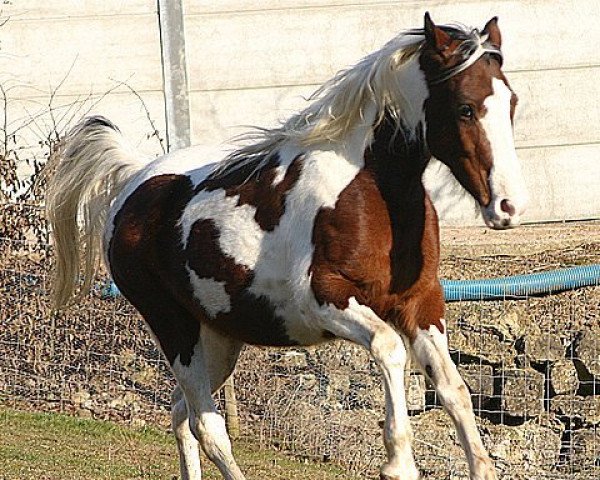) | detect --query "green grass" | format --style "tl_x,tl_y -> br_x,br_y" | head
0,408 -> 356,479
